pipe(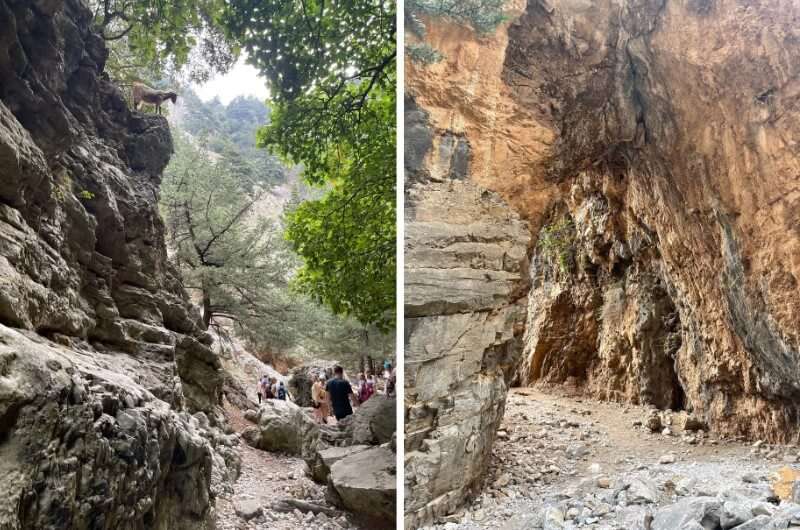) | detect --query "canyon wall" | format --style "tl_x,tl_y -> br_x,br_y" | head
0,0 -> 233,528
406,0 -> 800,525
404,98 -> 530,527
